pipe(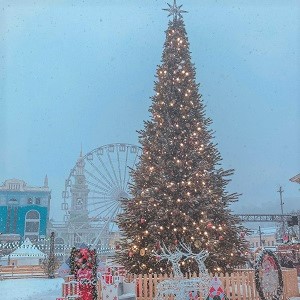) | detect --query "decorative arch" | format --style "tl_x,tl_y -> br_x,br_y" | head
26,210 -> 39,219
